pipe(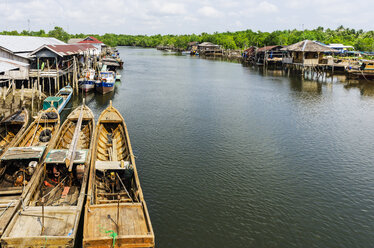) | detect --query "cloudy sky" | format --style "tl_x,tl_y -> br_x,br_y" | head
0,0 -> 373,35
